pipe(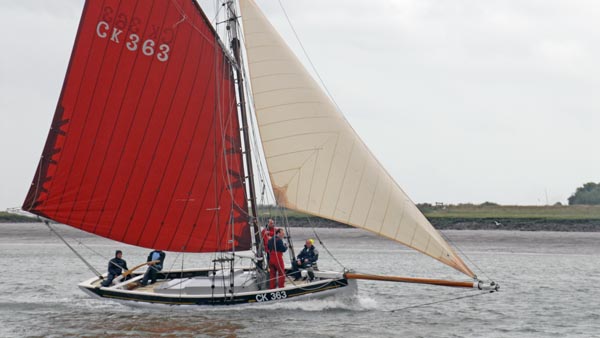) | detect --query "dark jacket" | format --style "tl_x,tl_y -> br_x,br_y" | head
108,257 -> 128,276
147,250 -> 166,270
297,245 -> 319,265
267,236 -> 287,253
